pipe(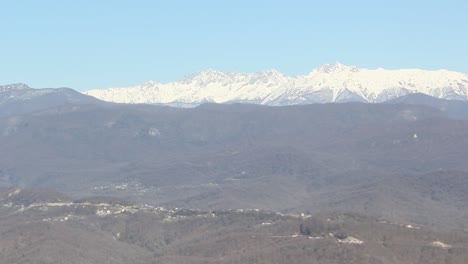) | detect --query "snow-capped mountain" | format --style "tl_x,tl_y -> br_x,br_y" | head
84,63 -> 468,106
